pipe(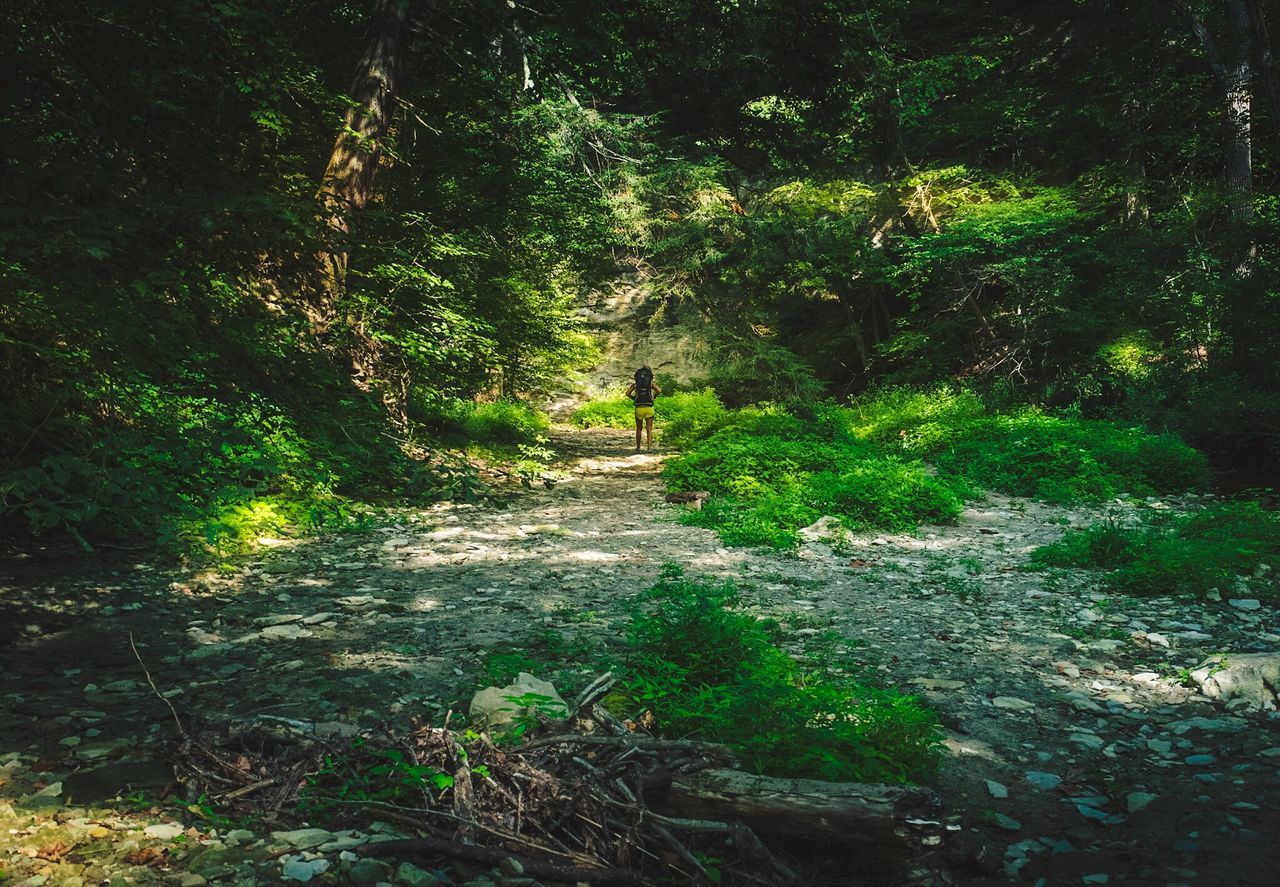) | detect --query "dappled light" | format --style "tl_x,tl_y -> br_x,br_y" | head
4,0 -> 1280,883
